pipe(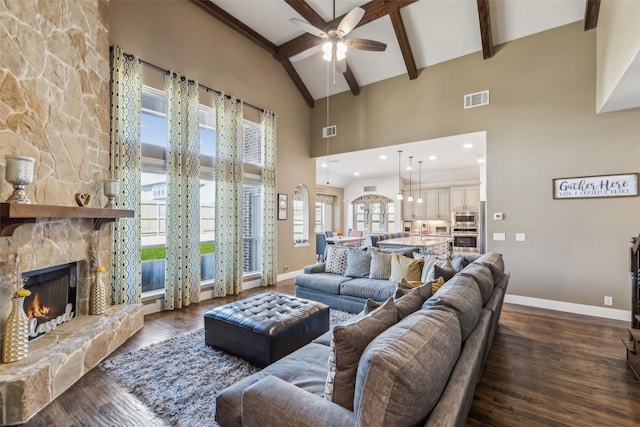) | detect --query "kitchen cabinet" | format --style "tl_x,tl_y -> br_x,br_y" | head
424,189 -> 450,220
450,186 -> 480,211
402,190 -> 423,220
